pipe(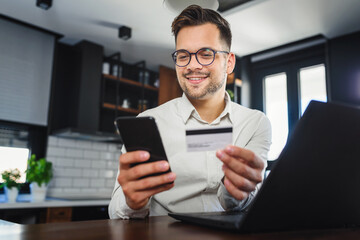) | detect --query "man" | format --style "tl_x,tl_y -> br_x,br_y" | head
109,5 -> 271,219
